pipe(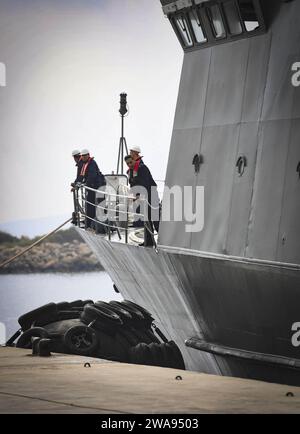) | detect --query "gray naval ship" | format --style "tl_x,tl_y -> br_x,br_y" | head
74,0 -> 300,386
